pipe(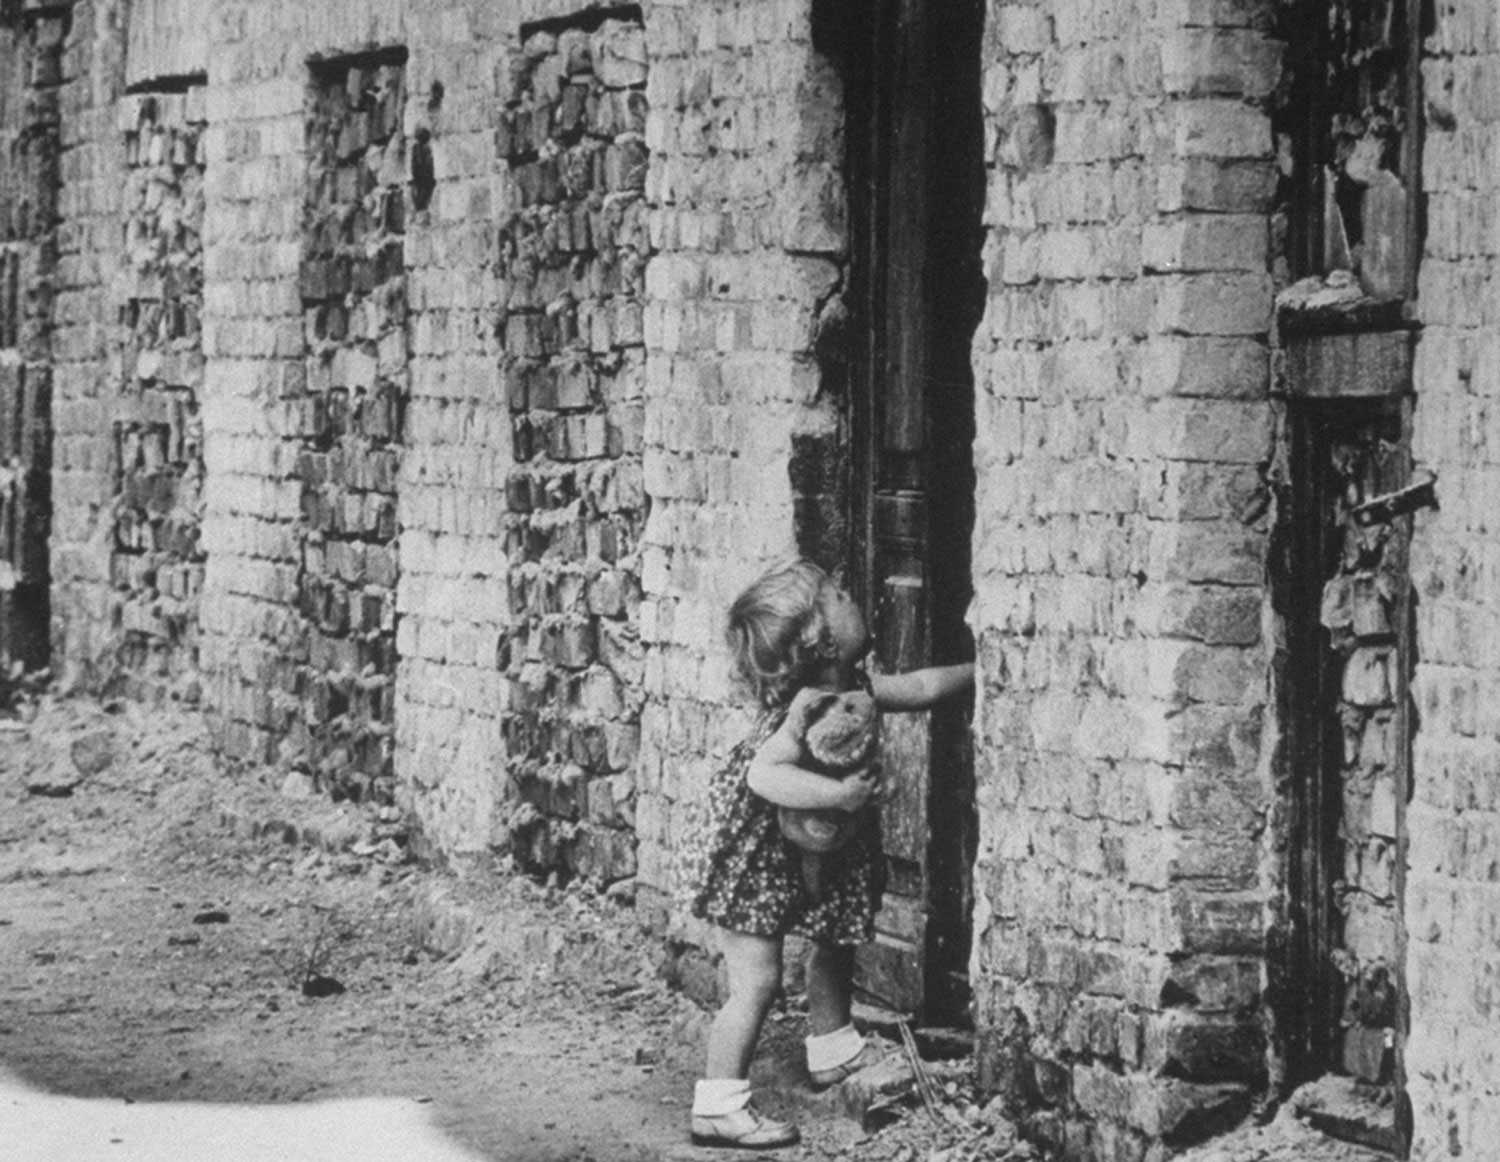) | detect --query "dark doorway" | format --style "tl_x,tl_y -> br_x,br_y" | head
0,8 -> 62,680
841,0 -> 984,1023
